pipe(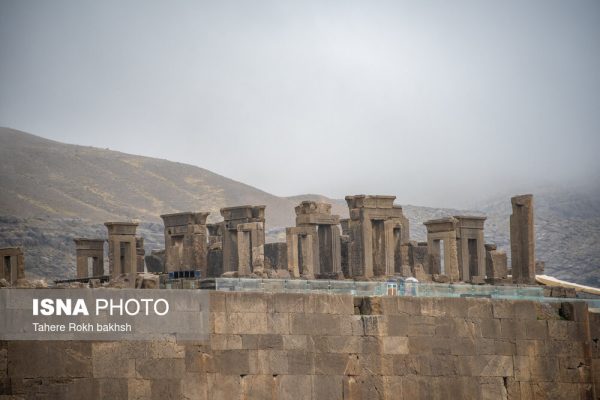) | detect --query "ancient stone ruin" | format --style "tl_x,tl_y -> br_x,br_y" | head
344,195 -> 410,278
510,194 -> 536,284
73,239 -> 104,278
423,217 -> 460,281
455,215 -> 486,283
286,201 -> 341,279
220,205 -> 266,276
161,212 -> 209,276
104,222 -> 139,279
0,246 -> 25,284
66,193 -> 544,287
